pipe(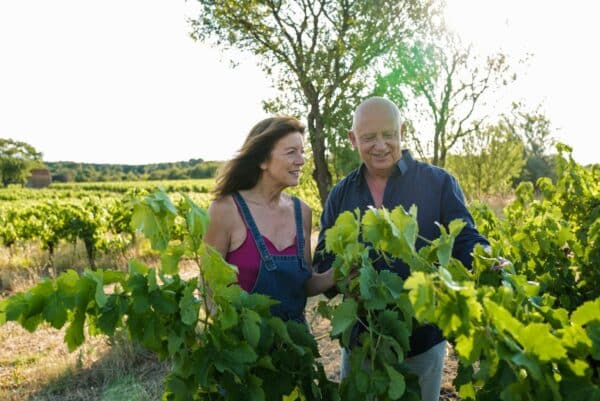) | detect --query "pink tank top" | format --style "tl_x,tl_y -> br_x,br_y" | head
226,224 -> 297,292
